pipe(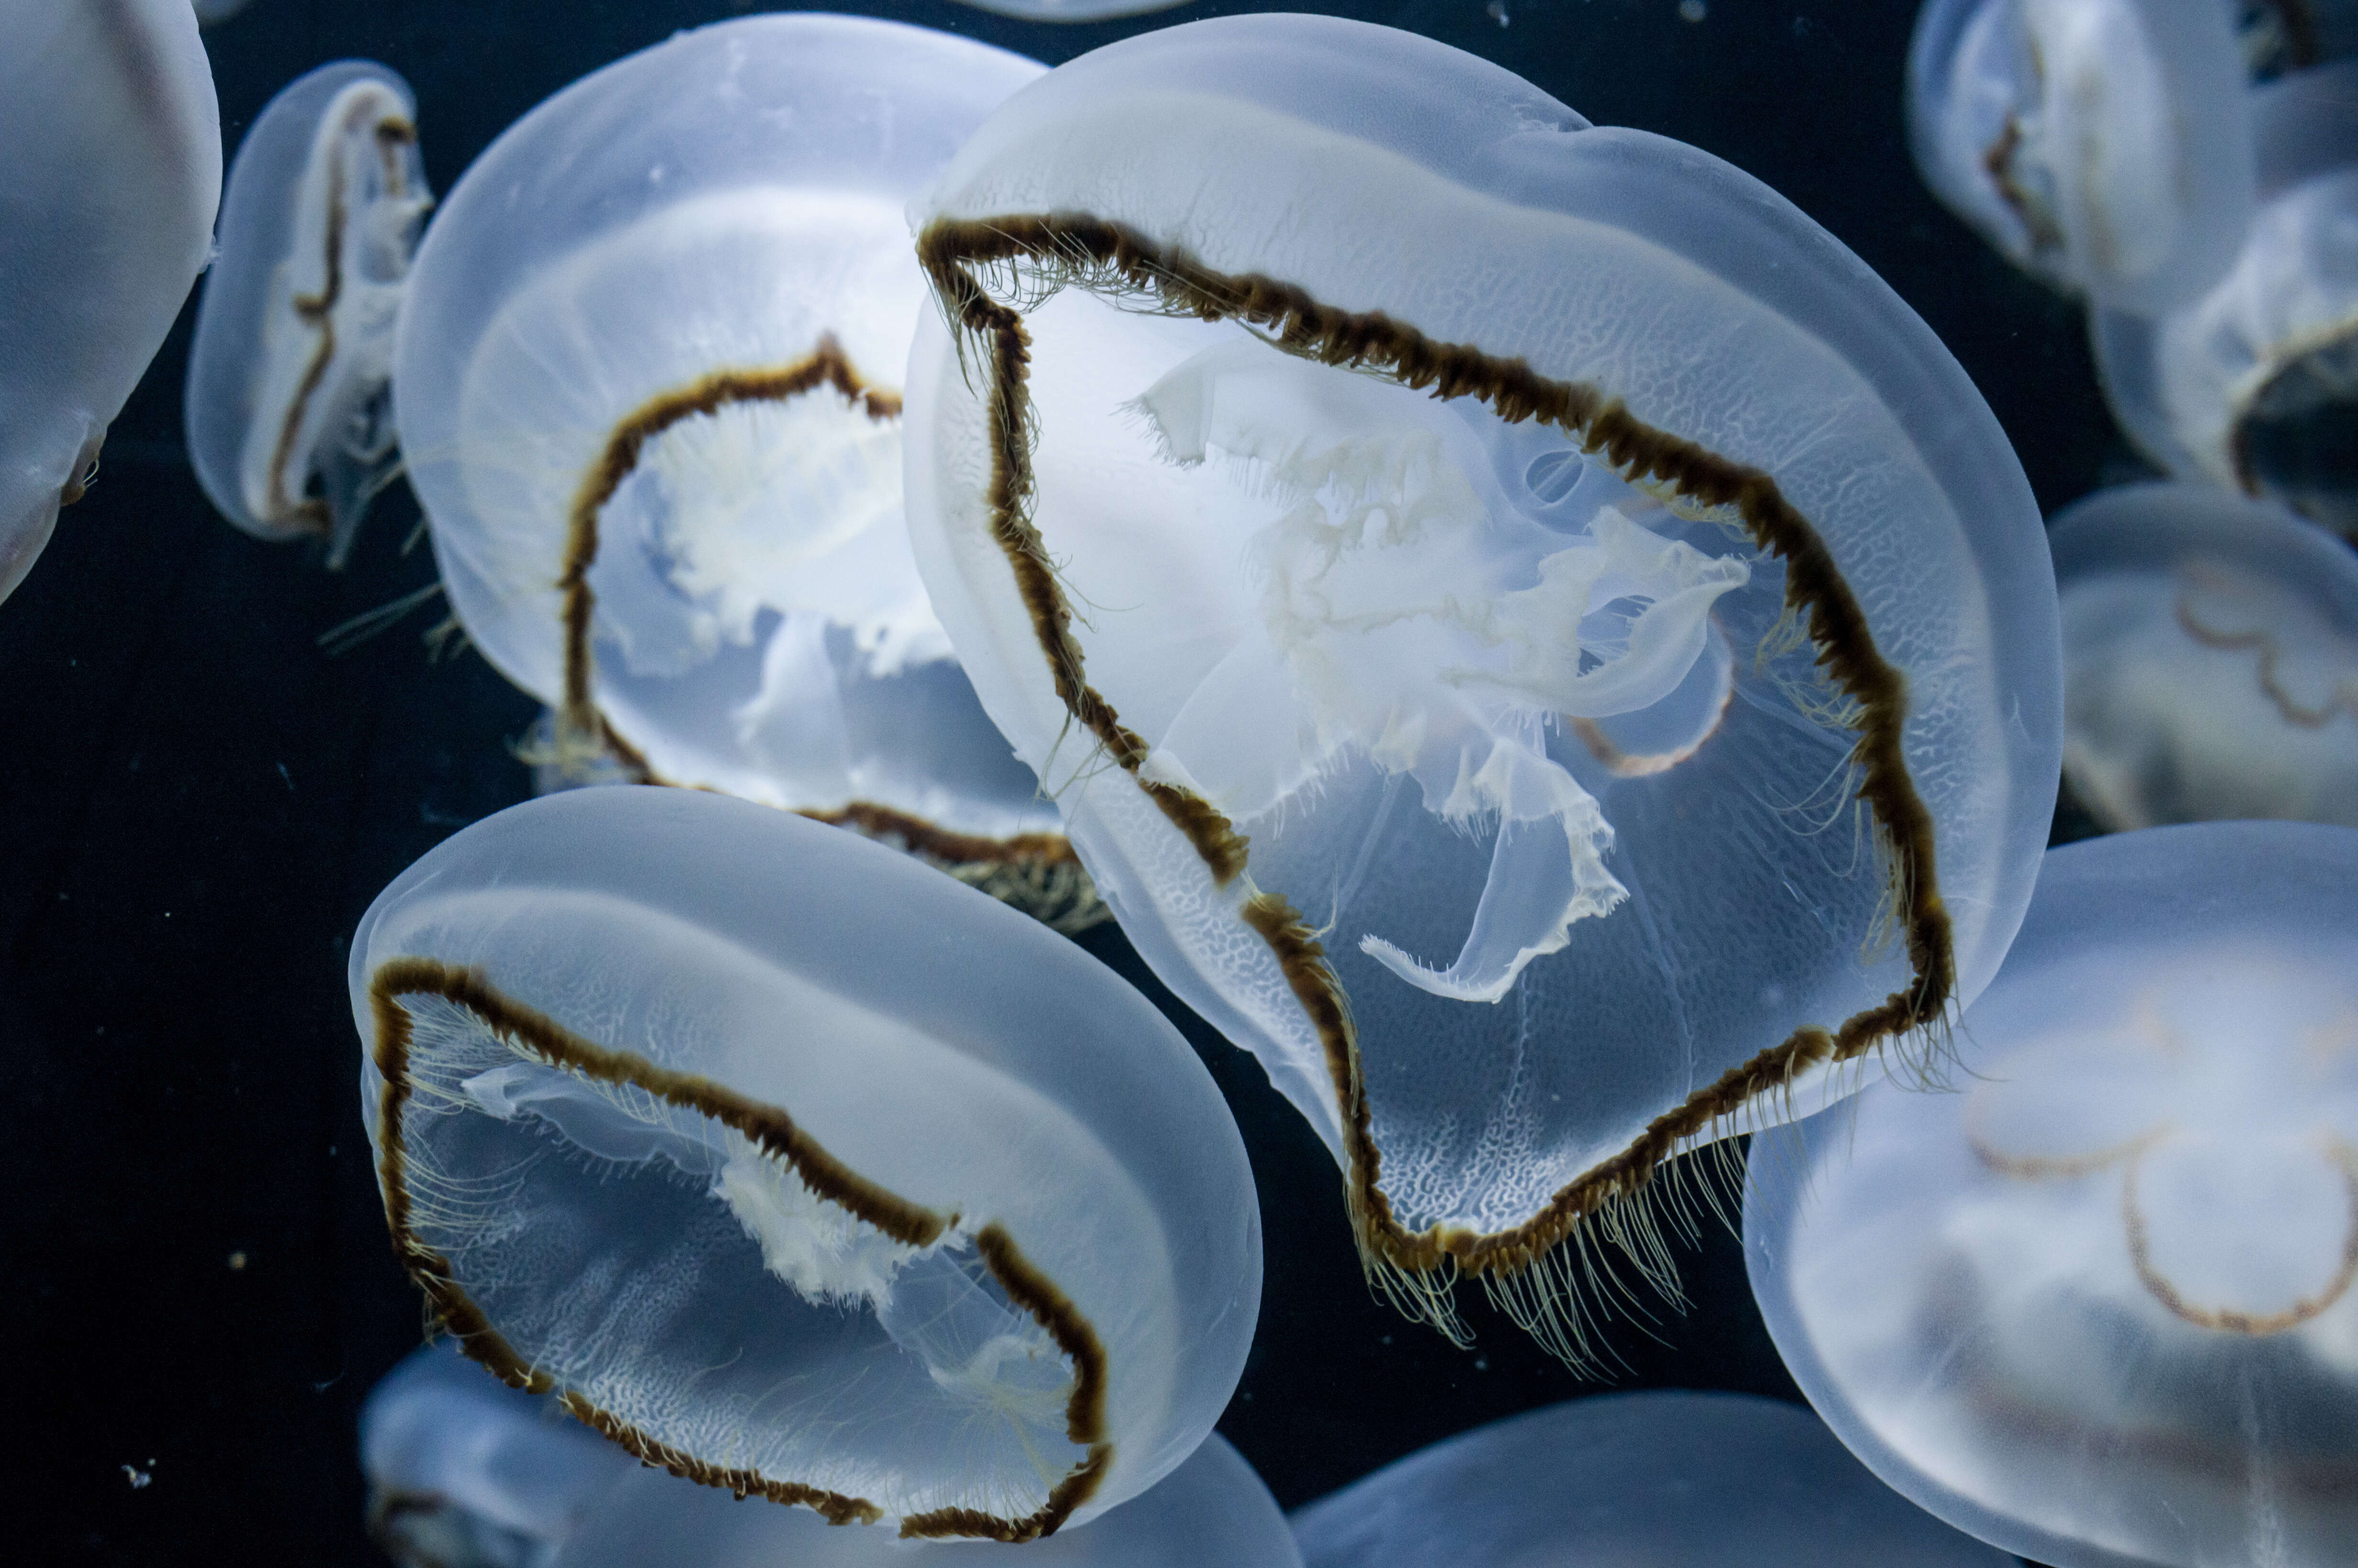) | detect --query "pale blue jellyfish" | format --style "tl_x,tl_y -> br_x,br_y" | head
0,0 -> 220,605
2093,60 -> 2358,534
362,1341 -> 634,1568
391,16 -> 1080,914
1291,1391 -> 2016,1567
1748,821 -> 2358,1568
349,786 -> 1259,1540
186,61 -> 431,568
1908,0 -> 2254,310
902,12 -> 2061,1359
556,1434 -> 1299,1568
2055,481 -> 2358,828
